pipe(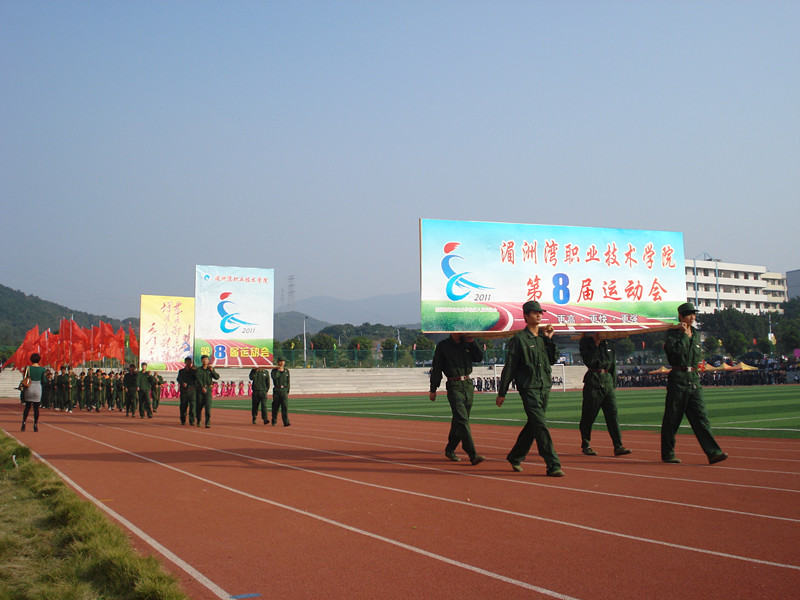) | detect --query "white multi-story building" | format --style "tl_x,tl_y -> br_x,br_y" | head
685,257 -> 787,315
